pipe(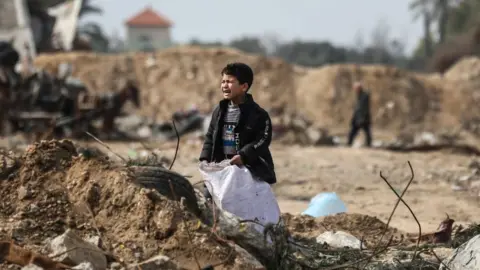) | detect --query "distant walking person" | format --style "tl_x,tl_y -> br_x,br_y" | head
347,82 -> 372,147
